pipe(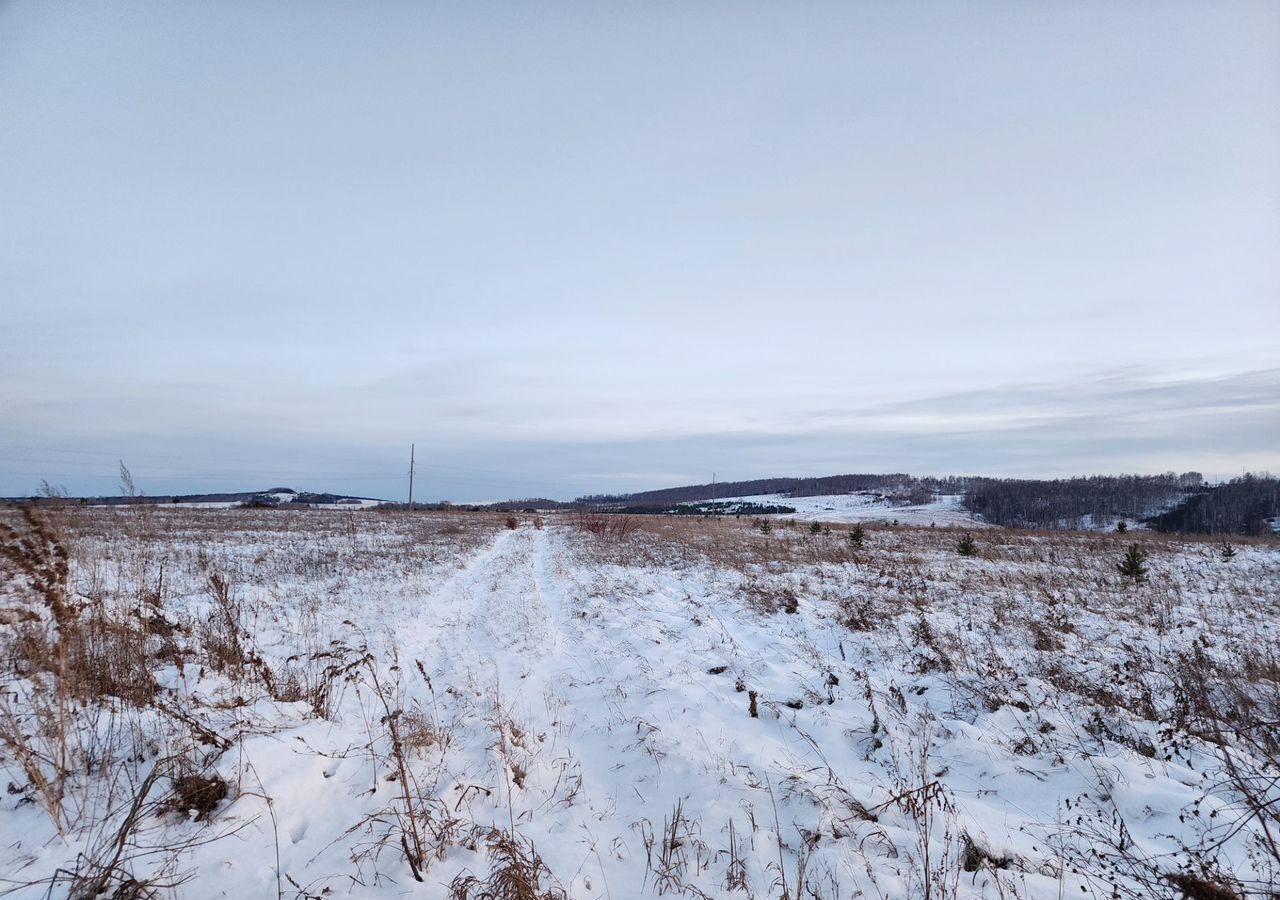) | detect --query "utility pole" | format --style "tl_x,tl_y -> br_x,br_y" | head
408,444 -> 415,511
712,471 -> 716,504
